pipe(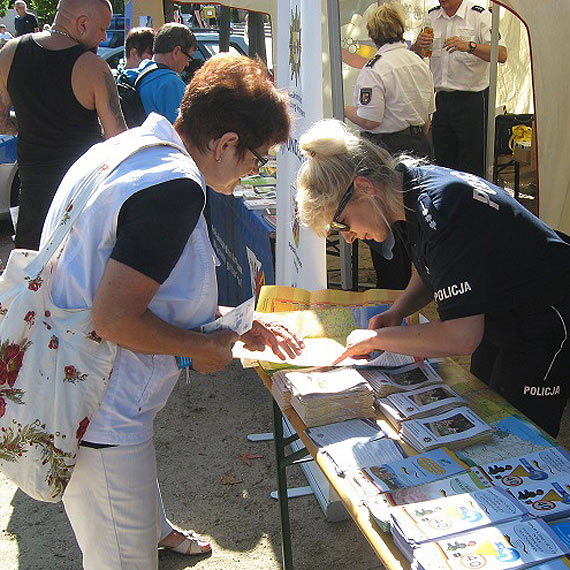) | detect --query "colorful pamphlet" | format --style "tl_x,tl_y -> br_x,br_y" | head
349,447 -> 469,498
479,448 -> 570,488
504,476 -> 570,521
366,468 -> 493,532
390,487 -> 526,556
401,407 -> 493,452
411,519 -> 570,570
